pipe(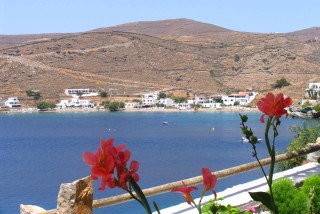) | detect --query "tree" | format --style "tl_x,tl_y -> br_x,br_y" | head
100,91 -> 108,98
271,77 -> 290,89
37,101 -> 55,110
108,102 -> 125,112
26,89 -> 41,100
159,92 -> 166,99
172,96 -> 187,103
101,101 -> 110,109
